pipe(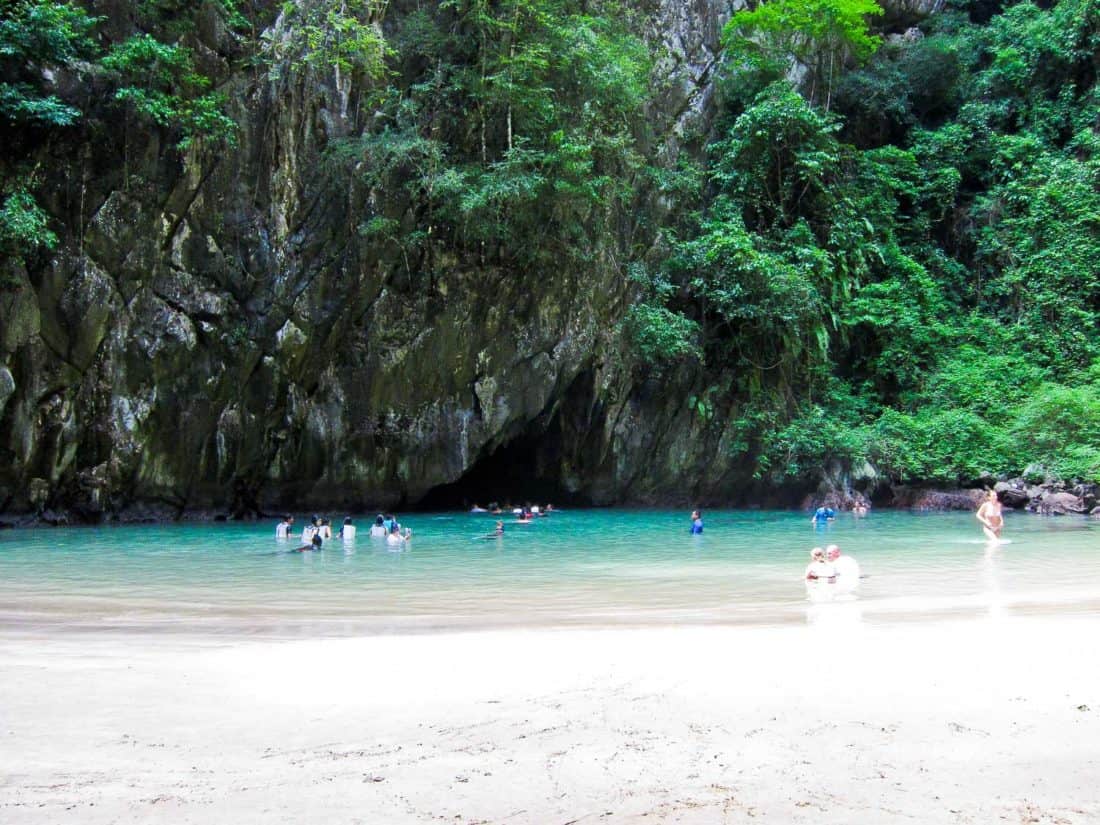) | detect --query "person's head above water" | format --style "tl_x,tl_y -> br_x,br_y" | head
344,517 -> 353,525
811,547 -> 825,561
826,544 -> 841,561
375,515 -> 384,525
